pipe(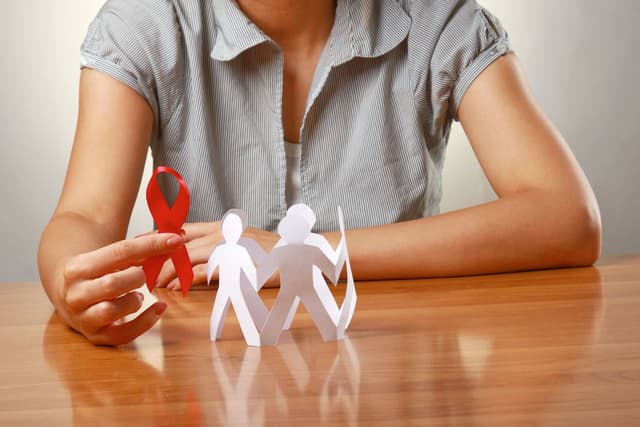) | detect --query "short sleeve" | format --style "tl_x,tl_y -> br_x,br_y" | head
80,0 -> 184,134
431,1 -> 511,120
406,0 -> 511,132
